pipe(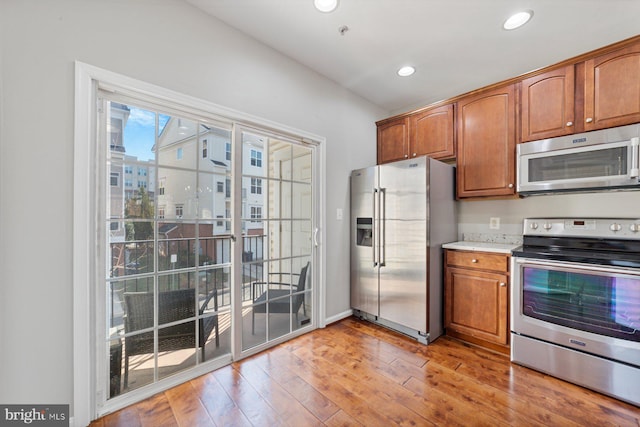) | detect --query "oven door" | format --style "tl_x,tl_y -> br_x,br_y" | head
511,257 -> 640,367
